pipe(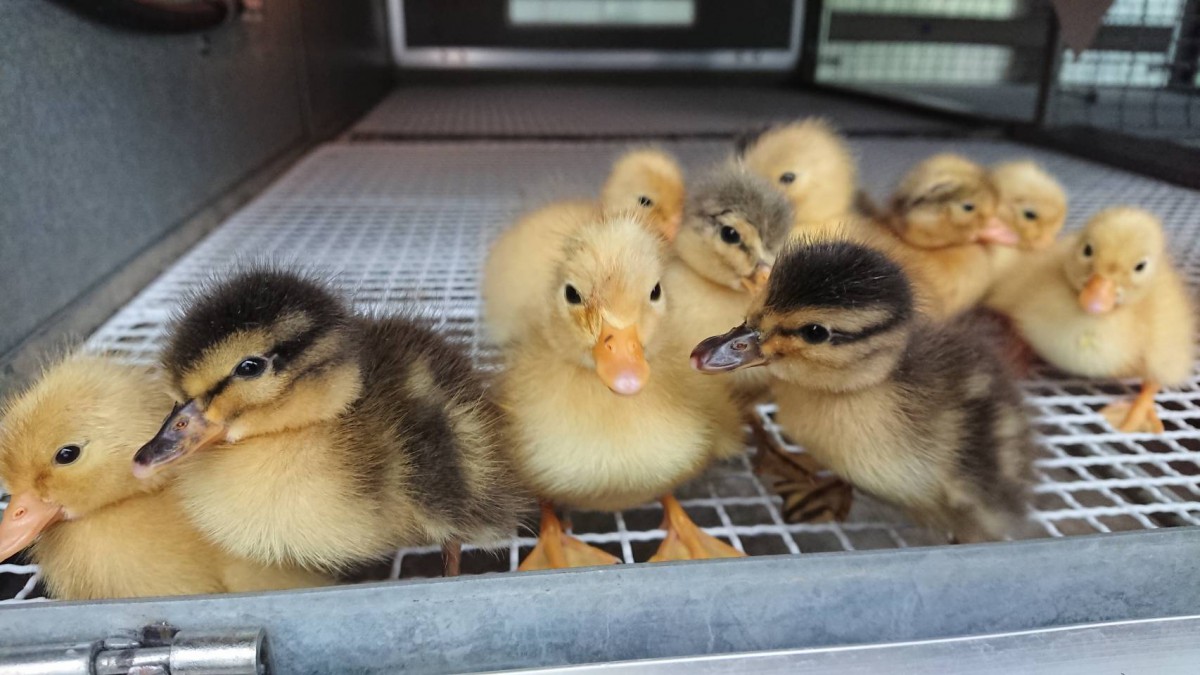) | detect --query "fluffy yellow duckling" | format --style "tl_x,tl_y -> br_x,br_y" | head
990,160 -> 1068,251
0,356 -> 329,600
132,269 -> 527,574
991,207 -> 1195,433
484,148 -> 685,346
874,154 -> 1019,318
985,161 -> 1069,300
693,240 -> 1037,542
737,119 -> 858,234
499,215 -> 744,569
